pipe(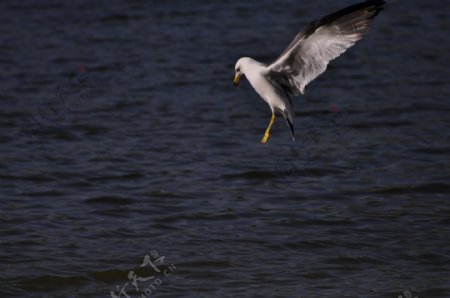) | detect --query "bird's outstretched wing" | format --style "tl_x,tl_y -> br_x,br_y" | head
267,0 -> 385,95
